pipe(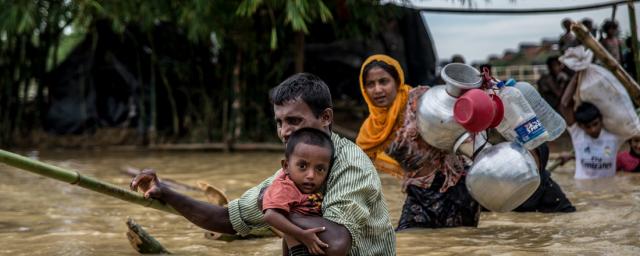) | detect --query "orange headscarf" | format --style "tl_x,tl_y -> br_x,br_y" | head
356,54 -> 411,178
